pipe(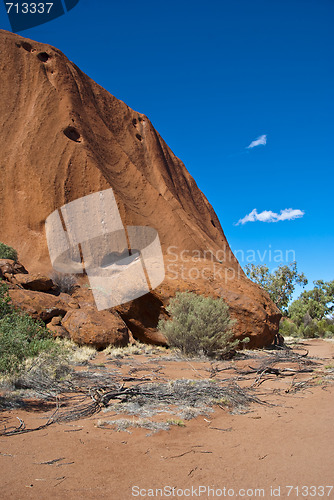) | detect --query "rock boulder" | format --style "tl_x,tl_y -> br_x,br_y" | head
11,273 -> 54,292
8,289 -> 75,322
0,259 -> 28,278
62,308 -> 130,349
